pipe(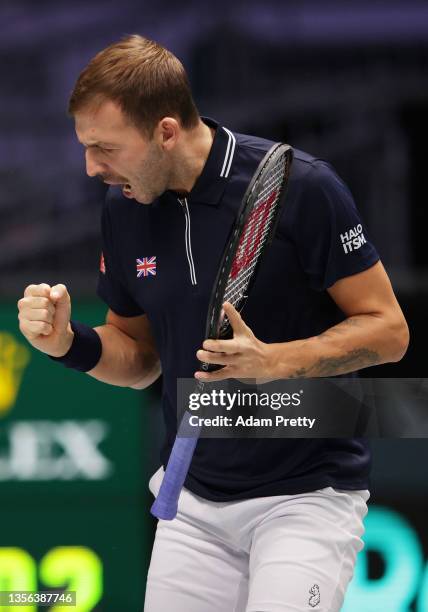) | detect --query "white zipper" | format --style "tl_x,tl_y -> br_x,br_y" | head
178,197 -> 197,286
